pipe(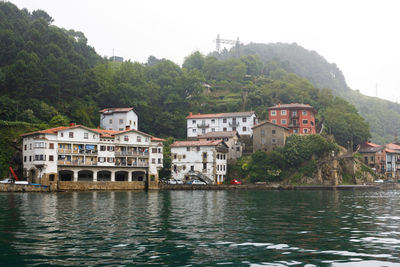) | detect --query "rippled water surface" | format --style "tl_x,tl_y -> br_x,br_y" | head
1,190 -> 400,266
